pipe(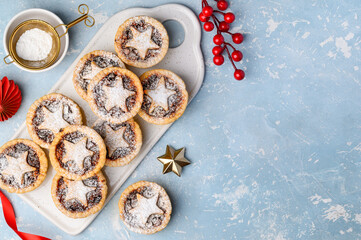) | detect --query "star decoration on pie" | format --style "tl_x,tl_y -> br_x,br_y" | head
144,77 -> 177,113
125,27 -> 160,60
1,151 -> 36,185
38,105 -> 69,134
104,125 -> 129,156
129,193 -> 164,225
82,61 -> 103,80
64,179 -> 96,206
62,138 -> 94,169
103,77 -> 135,112
157,145 -> 190,177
